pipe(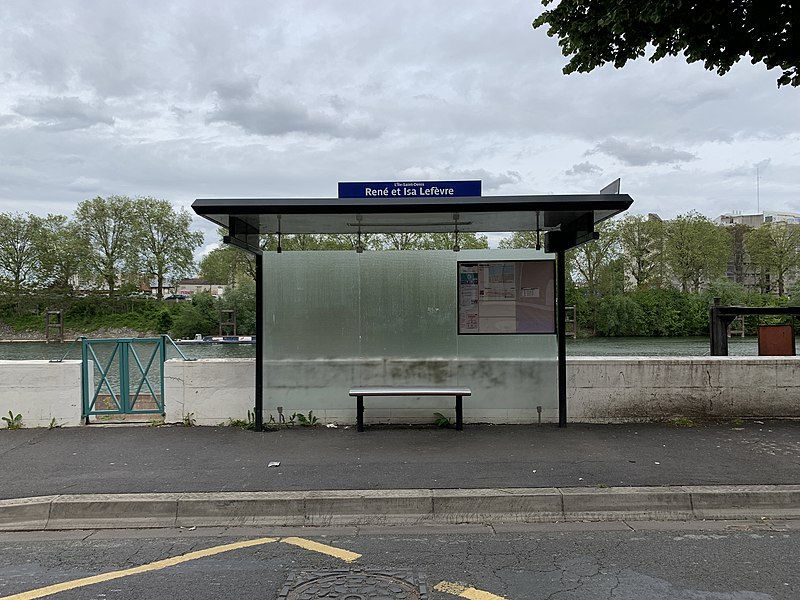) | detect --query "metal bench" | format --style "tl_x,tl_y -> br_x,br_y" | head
349,386 -> 472,432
